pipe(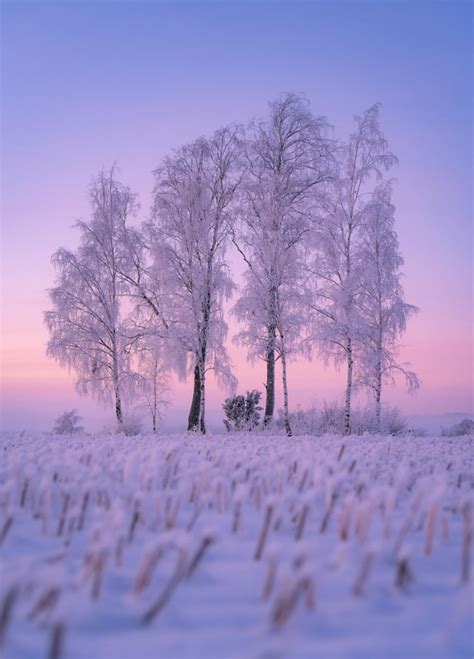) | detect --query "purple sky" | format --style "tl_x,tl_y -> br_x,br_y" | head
1,1 -> 472,431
